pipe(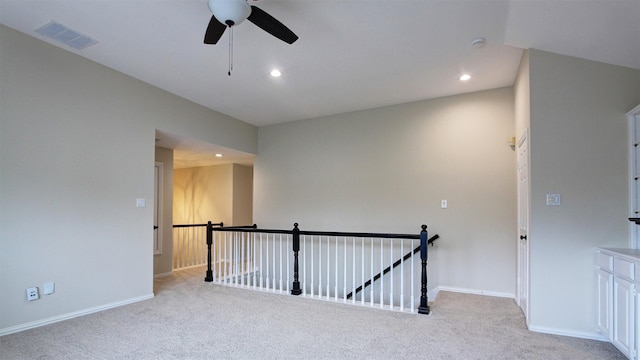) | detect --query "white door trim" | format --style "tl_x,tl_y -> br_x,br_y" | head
516,129 -> 530,324
154,162 -> 163,255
